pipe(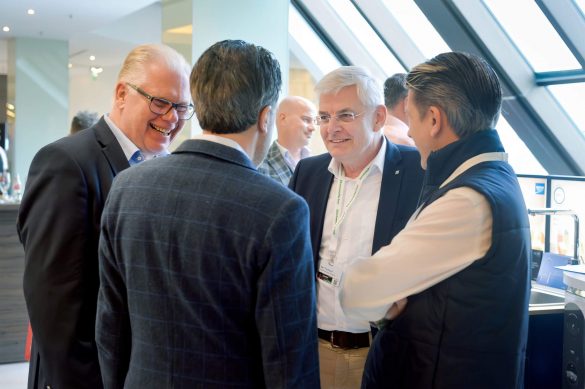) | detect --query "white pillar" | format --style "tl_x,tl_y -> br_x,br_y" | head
7,37 -> 68,180
190,0 -> 289,134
